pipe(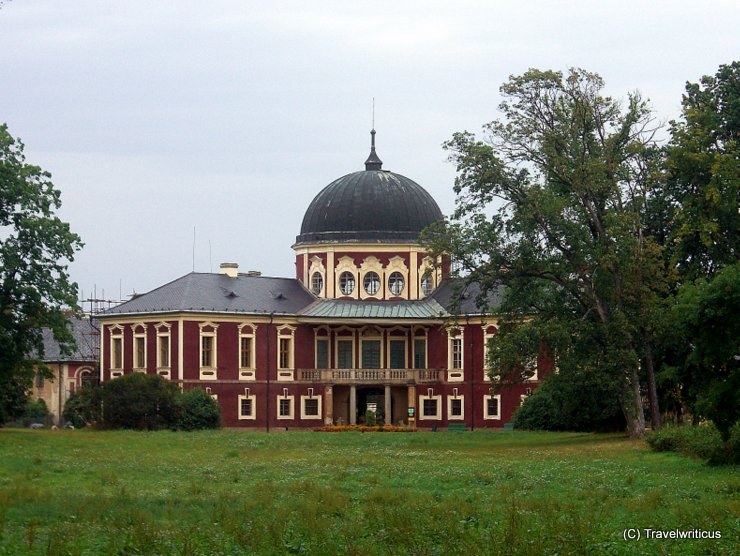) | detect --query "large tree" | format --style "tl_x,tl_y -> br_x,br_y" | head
426,69 -> 667,437
0,123 -> 83,422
